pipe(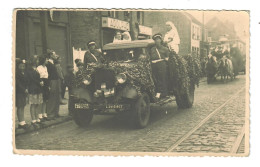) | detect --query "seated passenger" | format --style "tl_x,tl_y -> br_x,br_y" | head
150,33 -> 170,99
122,31 -> 132,42
113,31 -> 122,43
